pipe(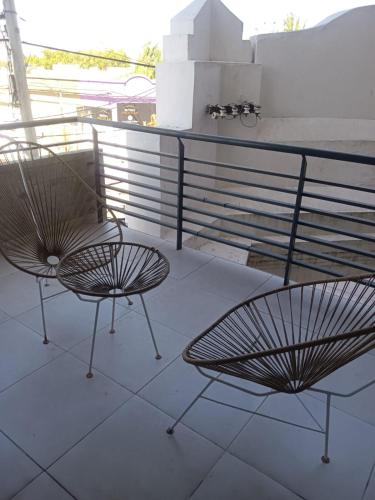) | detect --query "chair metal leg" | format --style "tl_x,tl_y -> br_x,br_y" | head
166,378 -> 214,435
125,296 -> 133,306
109,297 -> 116,334
140,294 -> 161,360
38,279 -> 49,345
87,301 -> 101,379
321,394 -> 331,464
